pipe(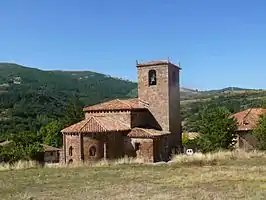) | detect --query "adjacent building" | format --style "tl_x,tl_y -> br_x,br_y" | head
61,59 -> 182,163
42,144 -> 61,163
0,140 -> 61,163
231,108 -> 266,151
